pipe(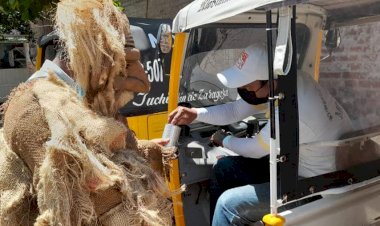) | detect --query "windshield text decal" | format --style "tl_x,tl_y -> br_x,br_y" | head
198,0 -> 231,12
133,88 -> 229,107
